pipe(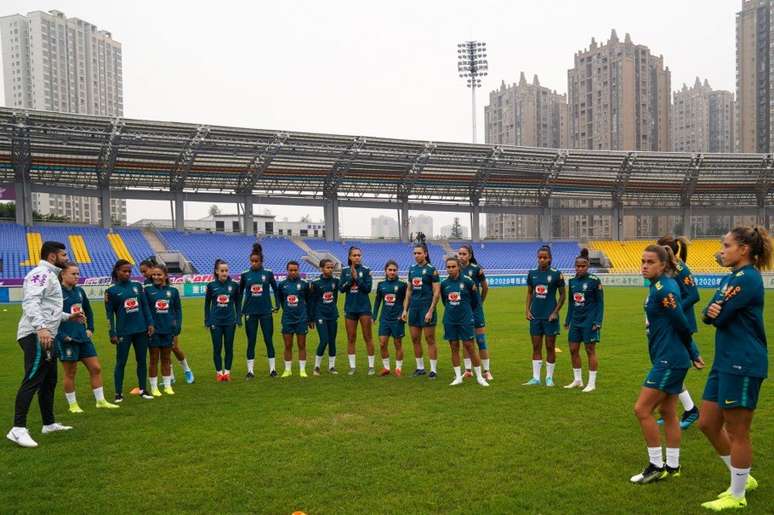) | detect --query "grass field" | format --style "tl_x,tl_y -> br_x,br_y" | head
0,286 -> 772,514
